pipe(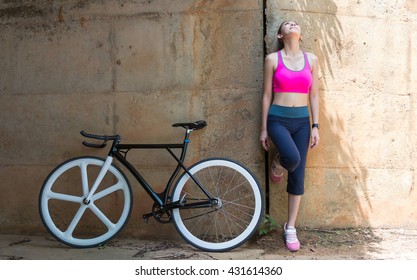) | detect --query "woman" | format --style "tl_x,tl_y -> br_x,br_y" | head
260,21 -> 320,252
